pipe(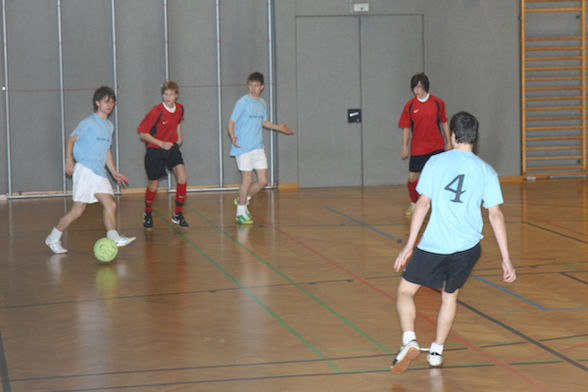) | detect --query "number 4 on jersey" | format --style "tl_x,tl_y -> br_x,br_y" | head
444,174 -> 466,203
